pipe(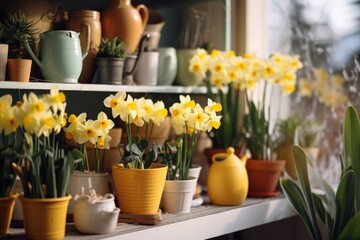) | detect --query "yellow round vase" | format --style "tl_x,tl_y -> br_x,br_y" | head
0,194 -> 18,237
112,163 -> 167,214
19,195 -> 71,240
